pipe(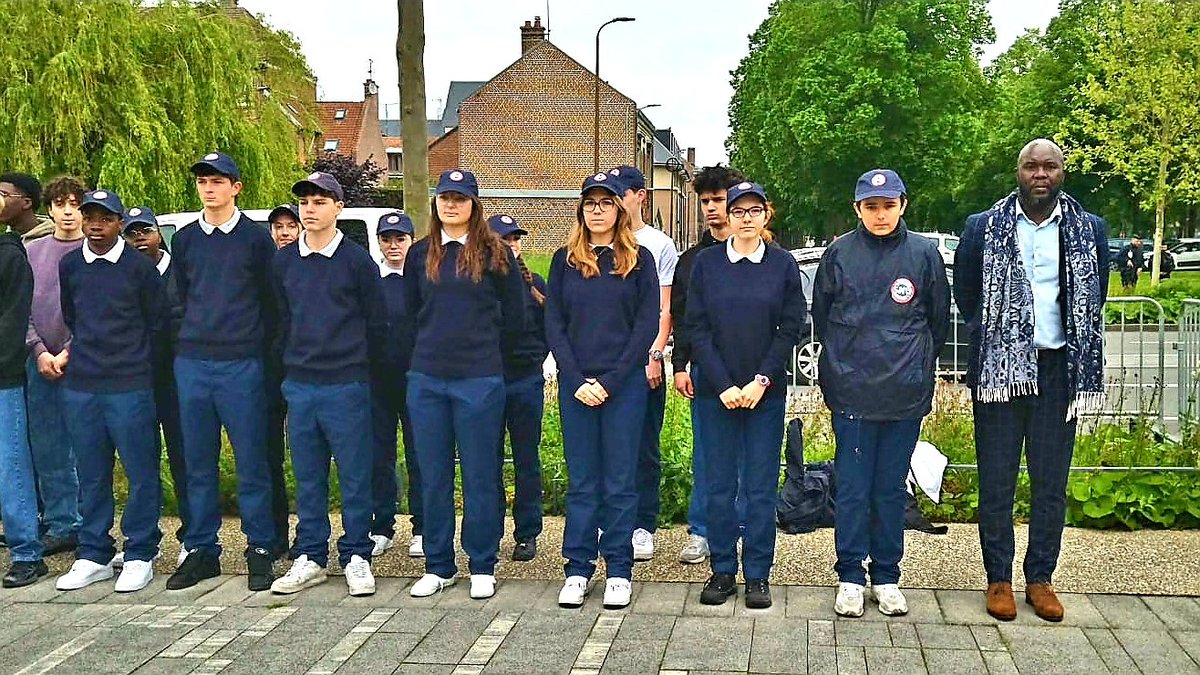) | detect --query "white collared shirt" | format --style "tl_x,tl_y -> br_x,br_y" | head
298,229 -> 344,258
156,249 -> 172,276
726,237 -> 766,264
378,259 -> 404,277
82,236 -> 126,264
591,242 -> 614,251
198,209 -> 241,235
1014,198 -> 1066,349
441,230 -> 468,246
